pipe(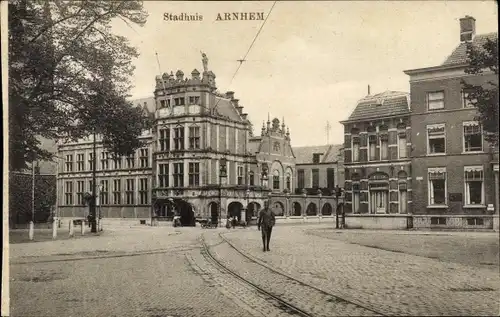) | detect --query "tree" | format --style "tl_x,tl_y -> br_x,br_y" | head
462,36 -> 499,147
9,0 -> 151,171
